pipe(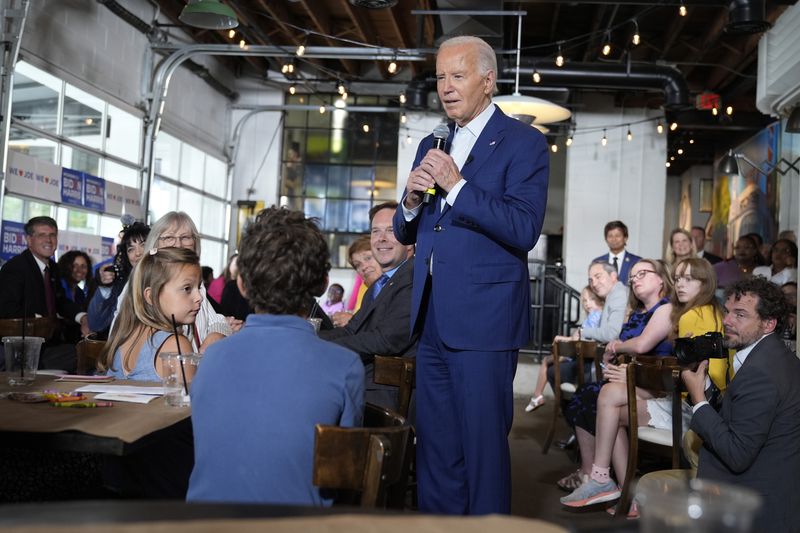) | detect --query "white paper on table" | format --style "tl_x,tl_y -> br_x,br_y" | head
75,384 -> 164,396
94,392 -> 158,404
